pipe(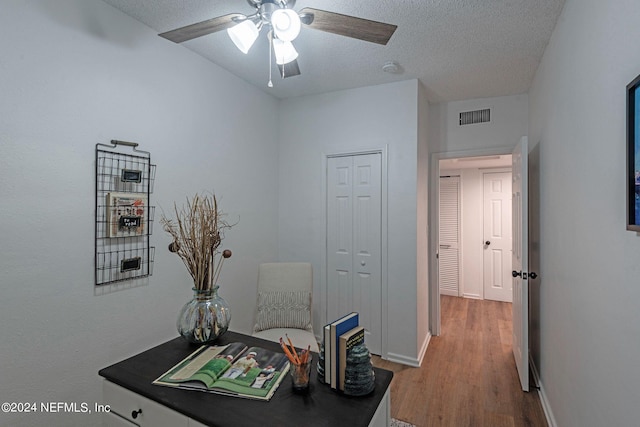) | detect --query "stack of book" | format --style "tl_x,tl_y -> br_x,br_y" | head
322,312 -> 366,391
